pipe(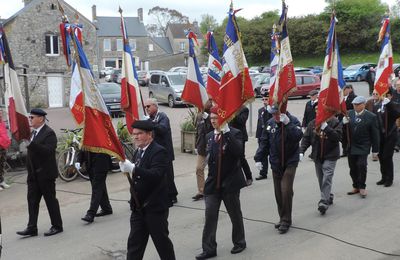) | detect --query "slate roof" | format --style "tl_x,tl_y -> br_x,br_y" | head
167,23 -> 203,39
96,16 -> 147,37
151,37 -> 173,54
